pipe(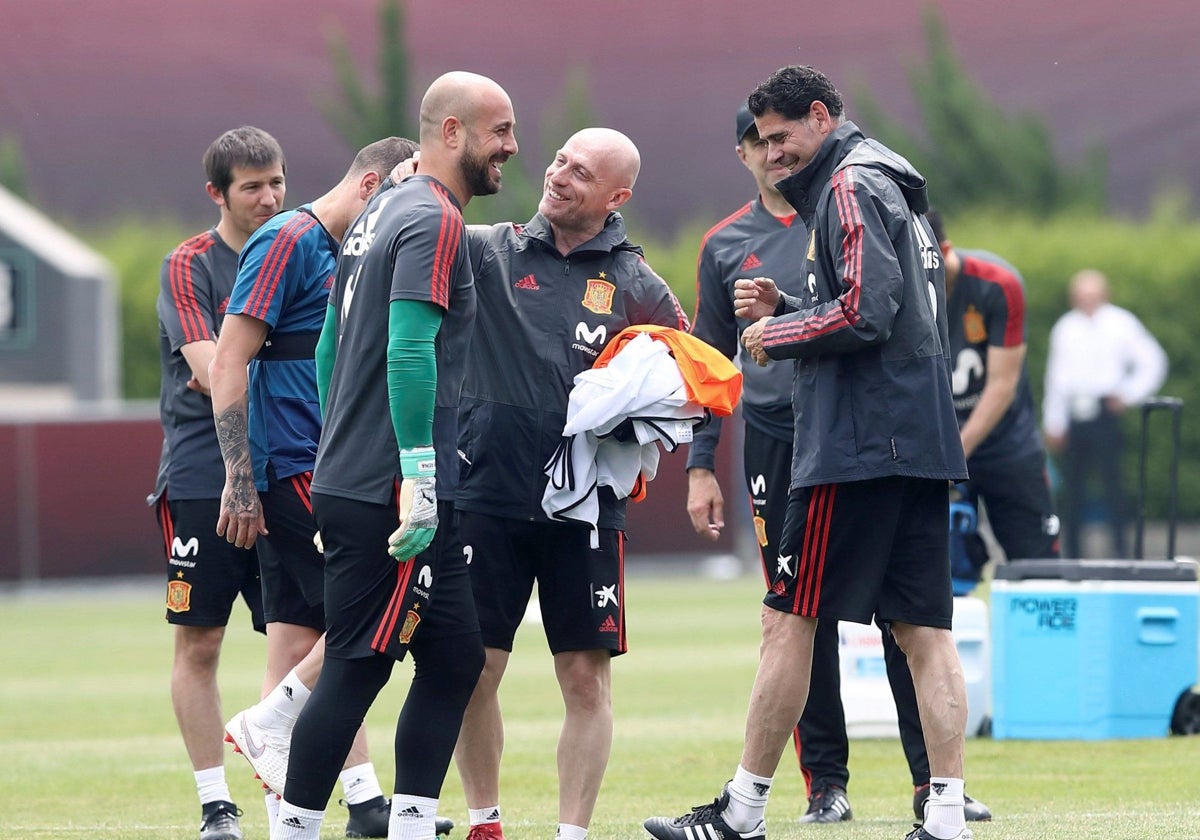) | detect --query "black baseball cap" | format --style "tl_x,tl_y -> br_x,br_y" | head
736,101 -> 755,143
